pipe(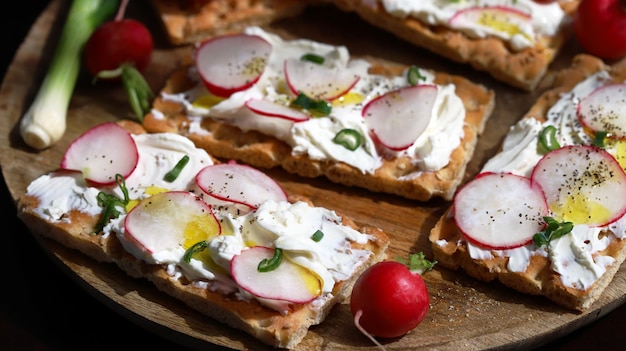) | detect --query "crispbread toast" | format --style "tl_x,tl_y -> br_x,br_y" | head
429,54 -> 626,311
